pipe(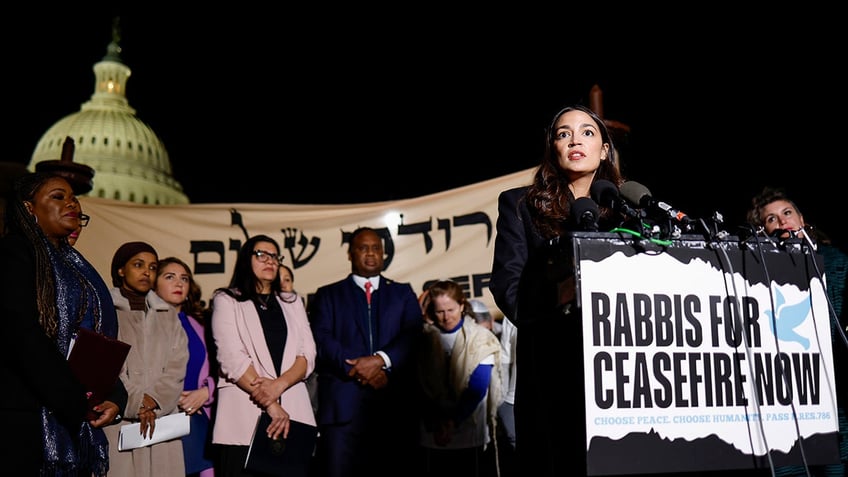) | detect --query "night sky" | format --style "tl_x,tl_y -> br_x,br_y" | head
6,7 -> 846,247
